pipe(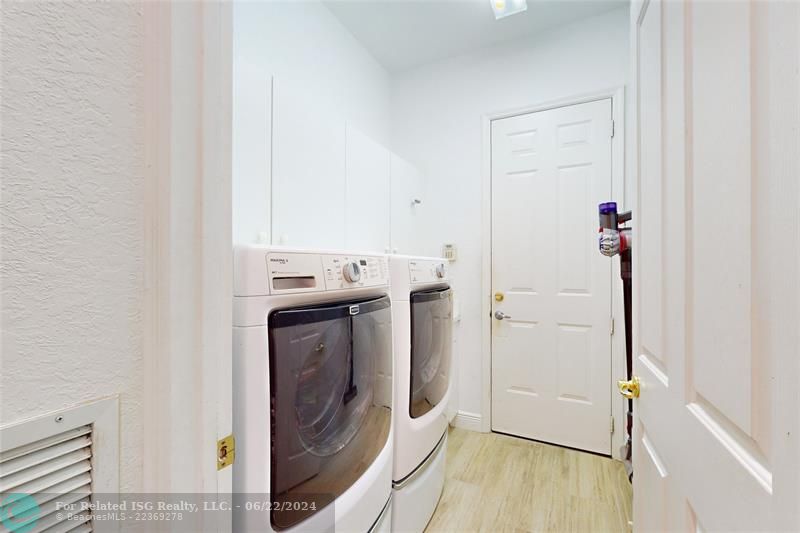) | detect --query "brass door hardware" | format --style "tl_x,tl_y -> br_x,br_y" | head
617,377 -> 640,399
217,434 -> 235,470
